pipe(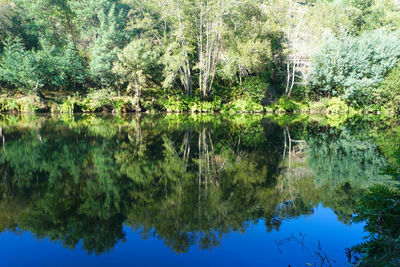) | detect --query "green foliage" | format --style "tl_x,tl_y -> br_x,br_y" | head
221,1 -> 283,86
1,0 -> 400,114
347,0 -> 400,34
349,146 -> 400,266
0,0 -> 284,108
225,97 -> 264,113
34,42 -> 86,90
87,1 -> 128,87
113,38 -> 160,110
159,96 -> 188,112
0,1 -> 38,50
58,97 -> 76,114
158,95 -> 220,113
0,38 -> 85,92
378,63 -> 400,113
309,29 -> 400,107
241,76 -> 270,103
0,98 -> 19,112
79,89 -> 117,112
309,97 -> 353,114
277,97 -> 299,113
0,39 -> 36,91
0,95 -> 42,113
18,95 -> 40,113
350,185 -> 400,266
186,97 -> 219,113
